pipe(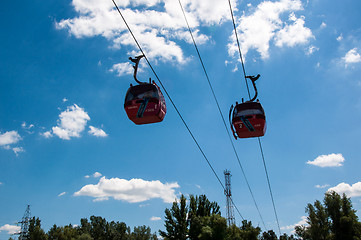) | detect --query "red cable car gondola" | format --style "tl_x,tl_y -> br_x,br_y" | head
229,74 -> 266,139
124,55 -> 167,125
